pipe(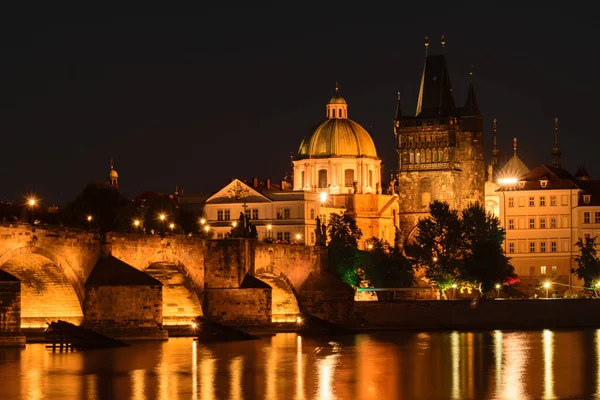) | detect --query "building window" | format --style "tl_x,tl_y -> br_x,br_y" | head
540,218 -> 546,229
344,169 -> 355,187
550,196 -> 557,206
277,208 -> 291,220
300,171 -> 305,188
540,242 -> 546,252
276,232 -> 283,241
217,210 -> 227,221
551,241 -> 557,252
530,266 -> 535,276
310,208 -> 315,220
508,219 -> 515,230
318,169 -> 328,188
529,242 -> 536,253
252,209 -> 259,220
551,265 -> 557,275
595,212 -> 600,223
541,266 -> 547,275
529,218 -> 535,229
217,233 -> 224,239
224,210 -> 231,220
310,232 -> 315,244
540,196 -> 546,206
509,242 -> 515,253
508,197 -> 514,207
550,218 -> 557,228
584,212 -> 591,224
284,232 -> 290,242
409,152 -> 415,164
529,197 -> 535,206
